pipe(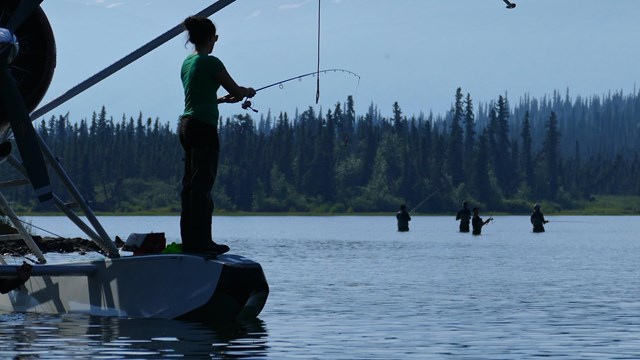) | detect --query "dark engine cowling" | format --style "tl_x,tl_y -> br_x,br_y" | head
0,0 -> 57,131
